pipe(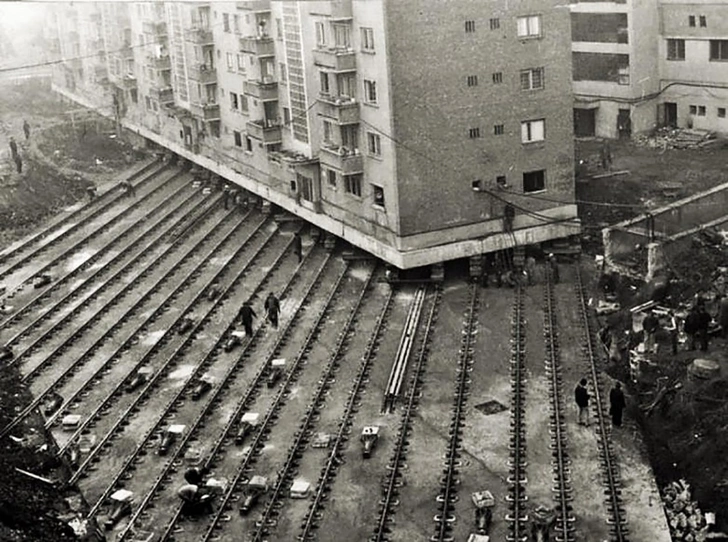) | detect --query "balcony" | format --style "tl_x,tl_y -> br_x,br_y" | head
236,1 -> 271,12
189,101 -> 220,121
319,144 -> 363,175
243,80 -> 278,101
318,96 -> 359,124
313,48 -> 356,72
148,55 -> 171,70
239,36 -> 274,56
120,44 -> 134,61
185,27 -> 214,45
188,64 -> 217,85
142,21 -> 167,35
119,74 -> 137,90
150,86 -> 174,104
246,119 -> 282,144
